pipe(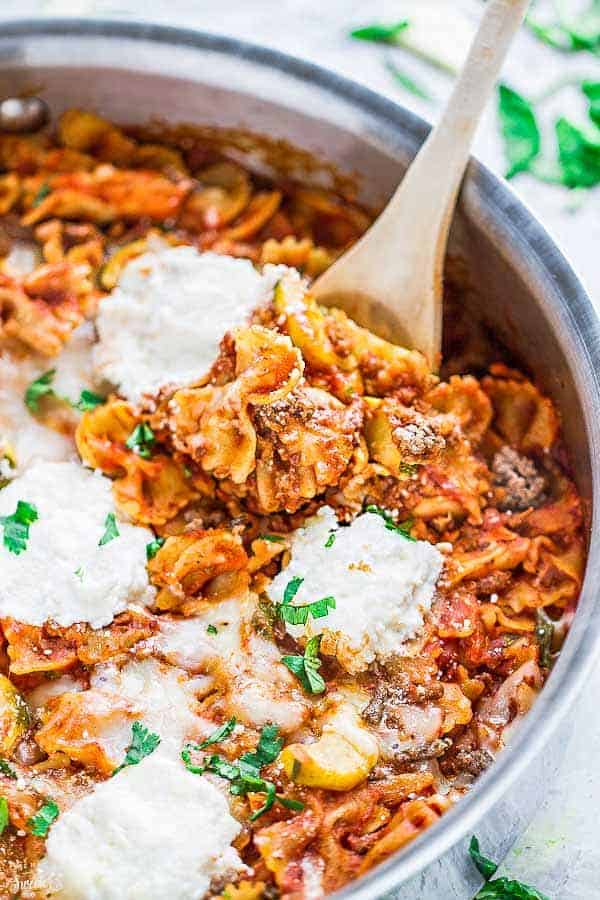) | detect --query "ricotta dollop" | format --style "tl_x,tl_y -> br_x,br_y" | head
267,506 -> 444,670
93,243 -> 282,403
36,753 -> 244,900
0,461 -> 155,628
